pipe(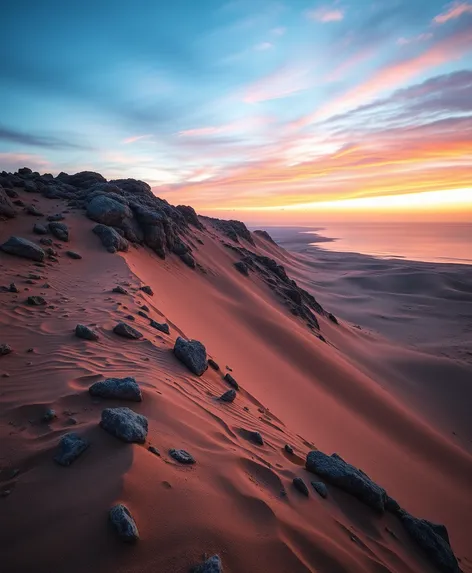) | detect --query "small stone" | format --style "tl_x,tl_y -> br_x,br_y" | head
141,305 -> 150,312
192,555 -> 223,573
68,417 -> 78,425
113,322 -> 143,340
219,389 -> 236,403
173,337 -> 208,376
28,273 -> 41,280
140,285 -> 153,295
47,213 -> 65,222
169,448 -> 196,464
25,204 -> 44,216
224,373 -> 239,390
311,481 -> 328,498
112,285 -> 128,294
109,504 -> 139,543
9,283 -> 19,293
0,344 -> 12,356
66,250 -> 82,259
125,315 -> 135,321
208,358 -> 219,371
284,444 -> 294,455
245,430 -> 263,445
293,477 -> 309,497
138,311 -> 148,319
48,222 -> 69,241
100,407 -> 148,443
150,319 -> 169,334
33,223 -> 48,235
26,347 -> 34,353
27,296 -> 46,306
42,408 -> 56,423
148,446 -> 160,456
40,237 -> 53,246
89,377 -> 142,402
54,433 -> 90,466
